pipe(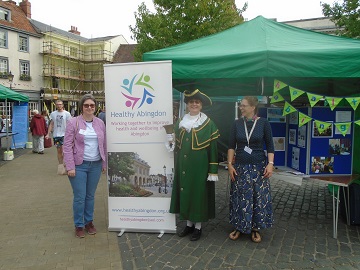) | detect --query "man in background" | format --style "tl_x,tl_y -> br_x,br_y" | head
98,106 -> 106,125
45,100 -> 71,165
